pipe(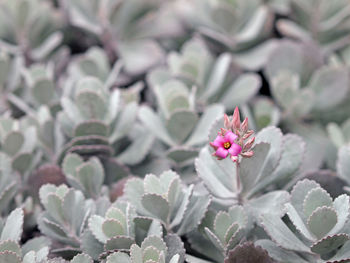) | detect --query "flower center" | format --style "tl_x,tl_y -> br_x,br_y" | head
223,142 -> 231,149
